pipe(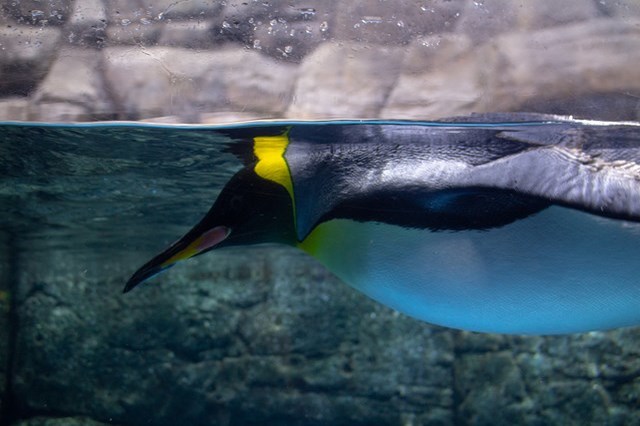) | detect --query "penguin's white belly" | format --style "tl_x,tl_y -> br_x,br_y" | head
300,207 -> 640,334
